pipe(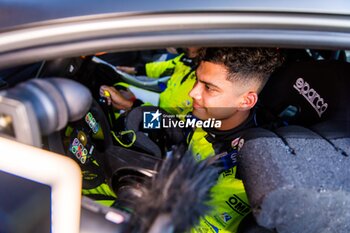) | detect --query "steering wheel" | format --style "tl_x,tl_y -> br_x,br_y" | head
47,99 -> 113,189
